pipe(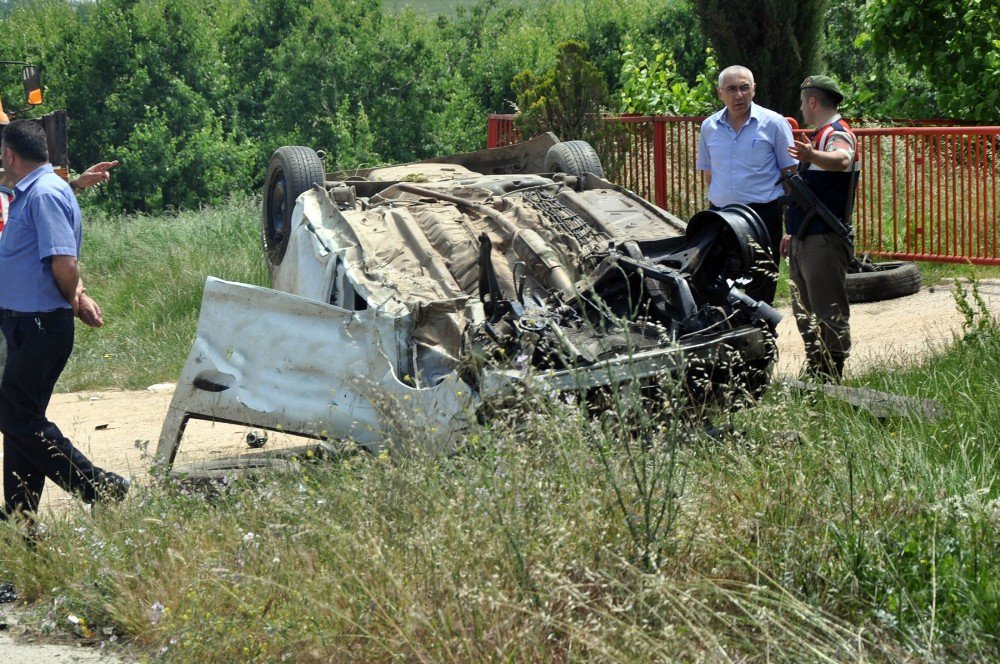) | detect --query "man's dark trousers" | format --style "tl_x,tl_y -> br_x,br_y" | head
748,199 -> 783,305
0,309 -> 110,516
